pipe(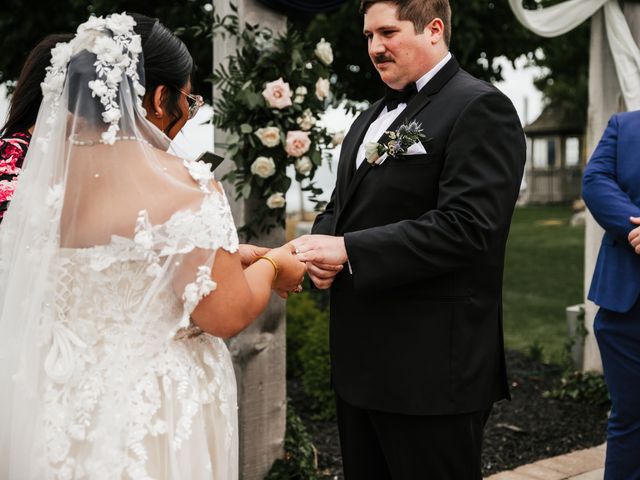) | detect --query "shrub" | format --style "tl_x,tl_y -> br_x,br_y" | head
286,291 -> 335,420
544,370 -> 610,406
266,404 -> 319,480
